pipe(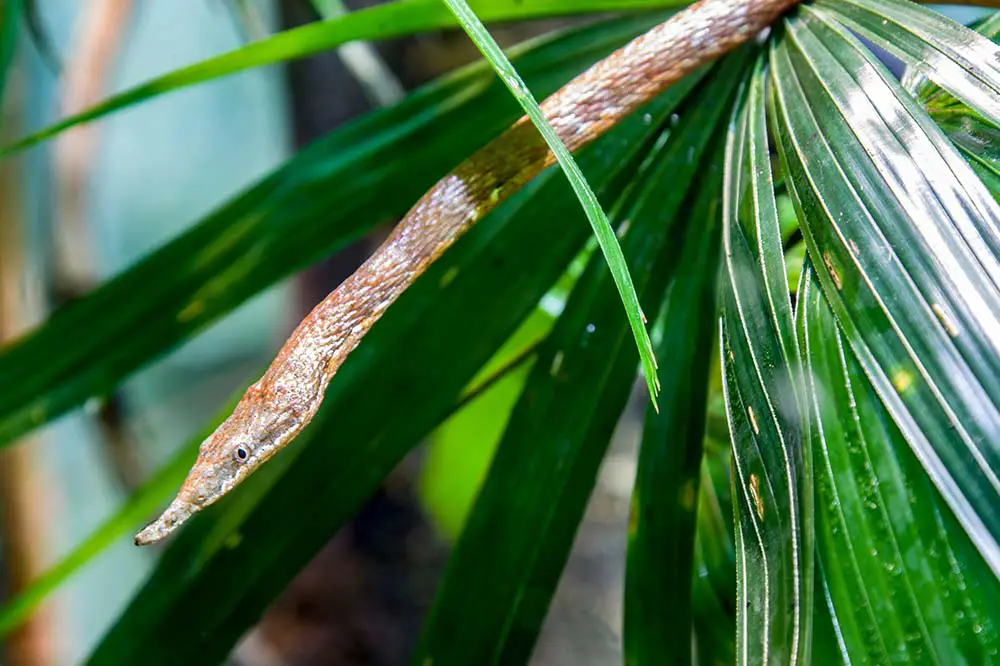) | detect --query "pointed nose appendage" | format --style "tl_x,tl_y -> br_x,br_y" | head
134,496 -> 196,546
